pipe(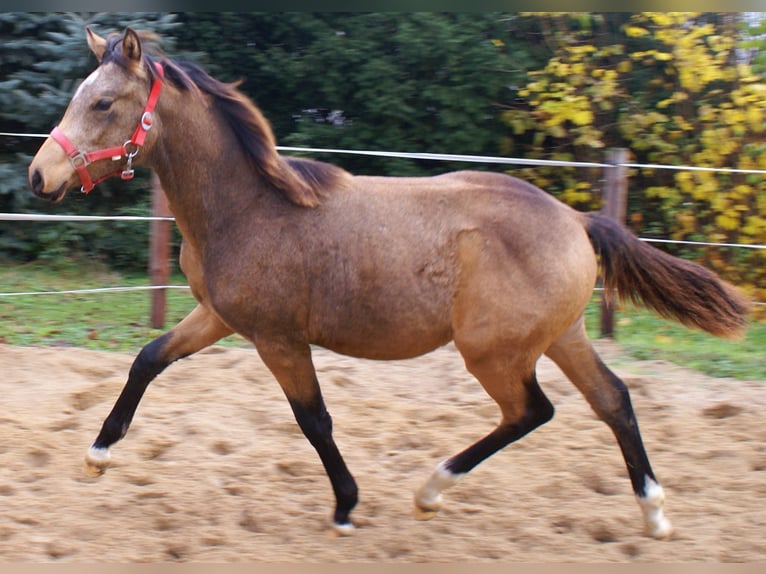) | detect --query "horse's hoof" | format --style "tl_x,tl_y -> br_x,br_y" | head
638,478 -> 673,540
83,446 -> 111,477
413,487 -> 442,521
647,517 -> 674,540
413,504 -> 439,521
331,521 -> 355,536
